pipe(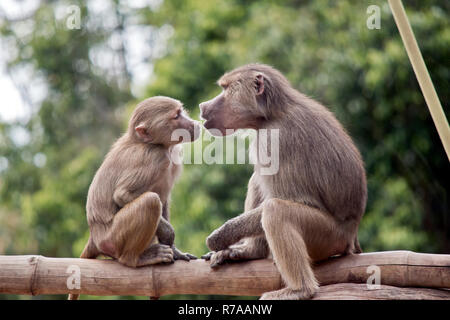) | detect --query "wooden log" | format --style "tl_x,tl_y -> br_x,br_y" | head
313,283 -> 450,300
316,250 -> 450,288
0,251 -> 449,298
